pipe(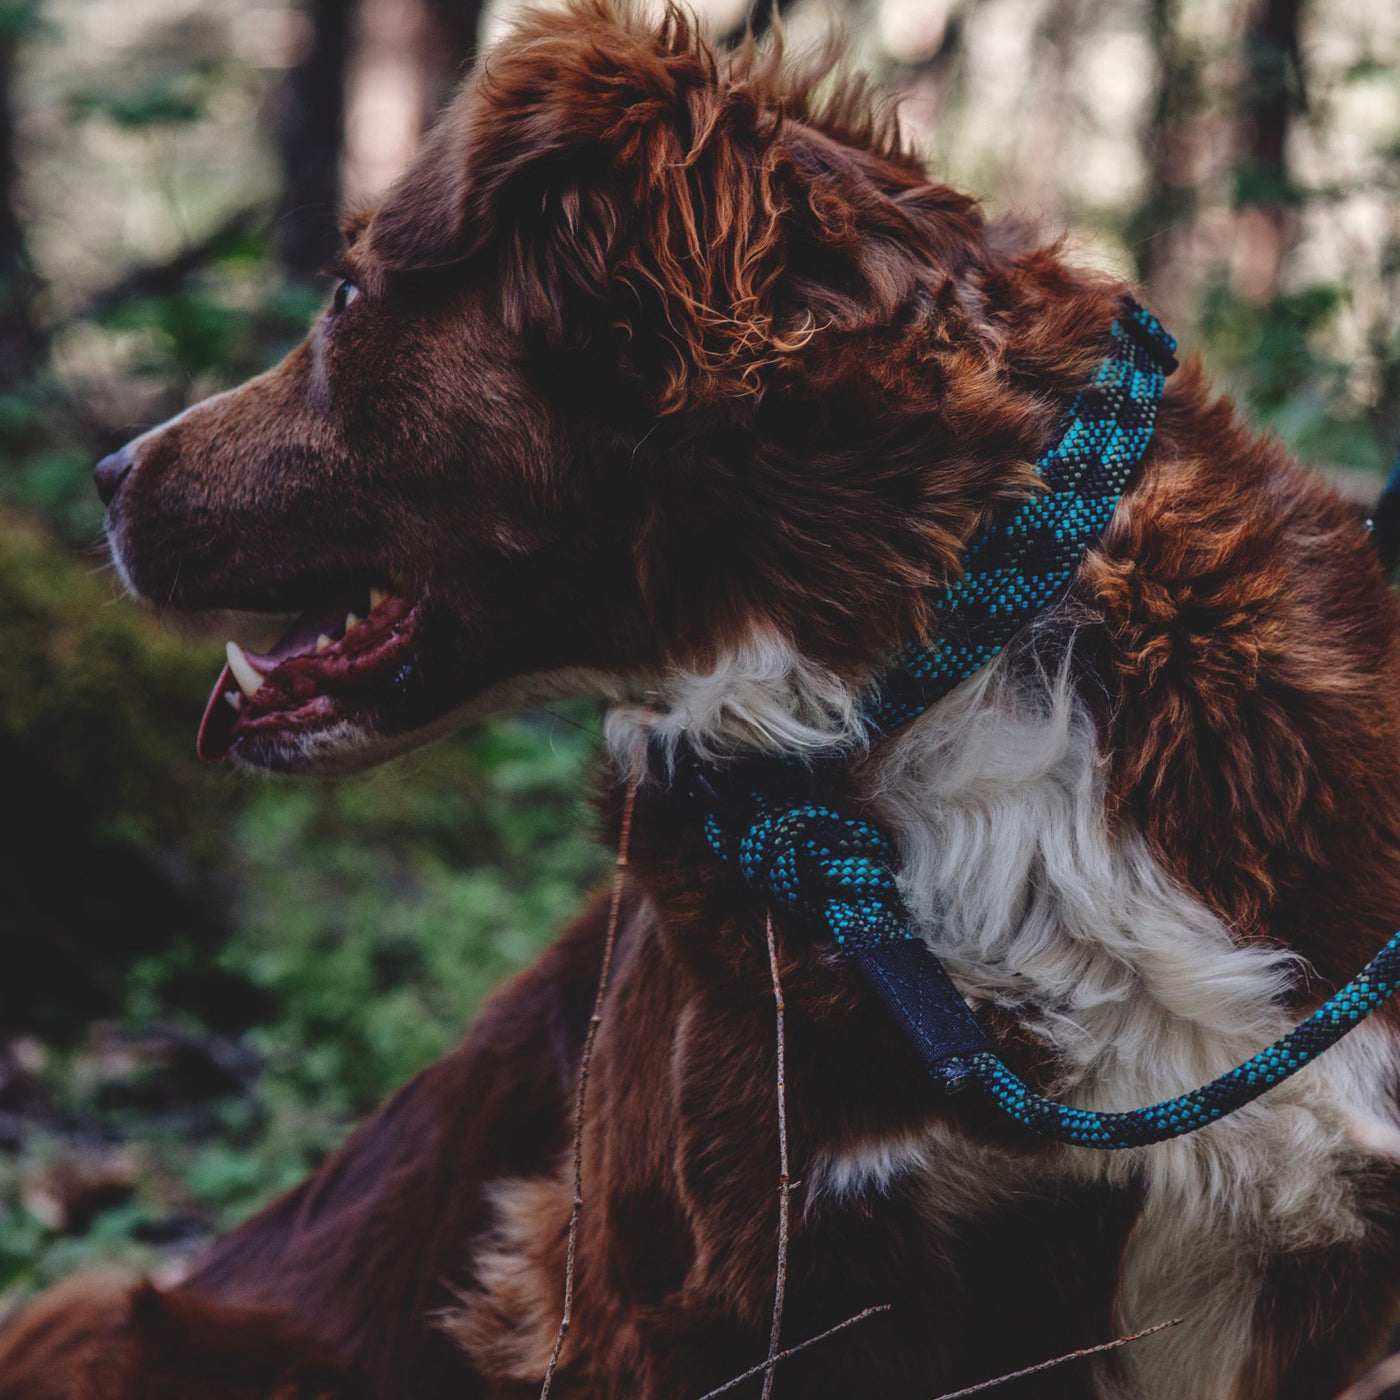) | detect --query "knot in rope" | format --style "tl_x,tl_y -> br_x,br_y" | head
735,805 -> 906,949
663,299 -> 1400,1150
